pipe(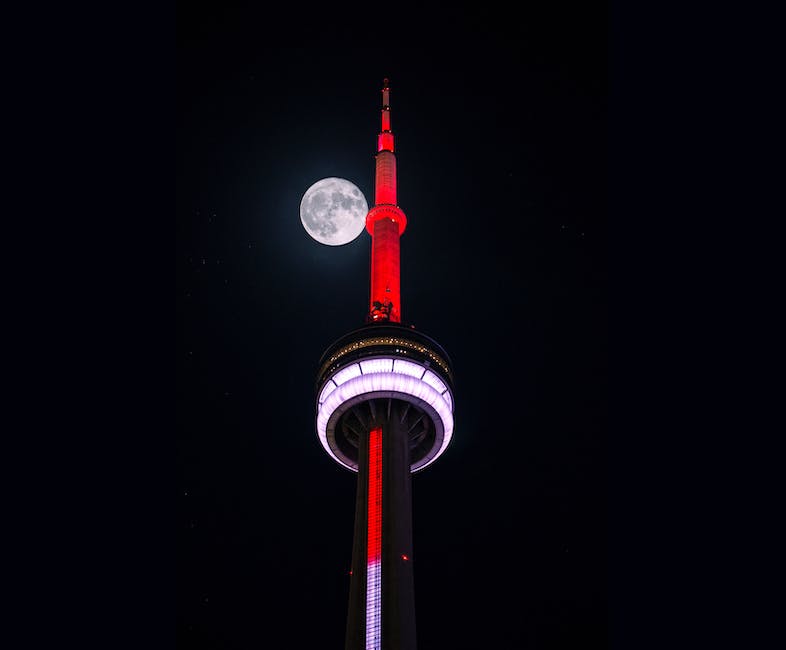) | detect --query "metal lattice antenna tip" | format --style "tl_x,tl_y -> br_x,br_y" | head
383,78 -> 390,88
